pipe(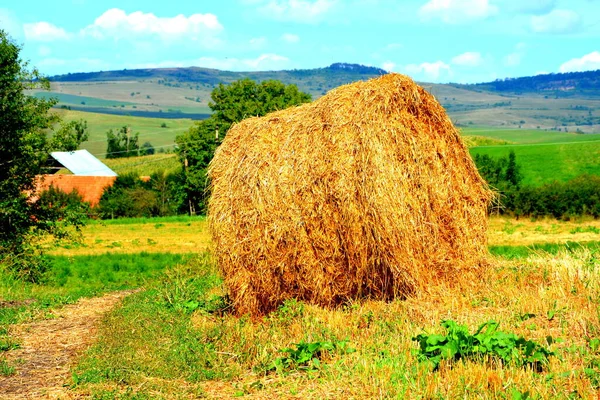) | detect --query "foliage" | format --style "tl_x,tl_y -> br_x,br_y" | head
106,126 -> 140,158
0,30 -> 87,281
50,119 -> 89,152
268,340 -> 355,374
474,151 -> 600,219
176,79 -> 311,214
474,150 -> 521,190
97,171 -> 186,219
140,141 -> 155,155
413,320 -> 554,371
